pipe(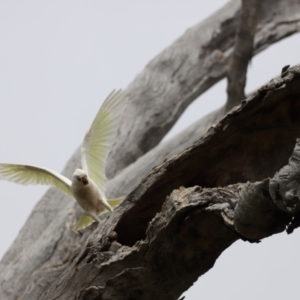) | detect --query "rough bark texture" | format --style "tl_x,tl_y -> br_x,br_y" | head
226,0 -> 260,111
1,0 -> 300,299
43,65 -> 300,299
107,0 -> 300,177
106,106 -> 226,199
